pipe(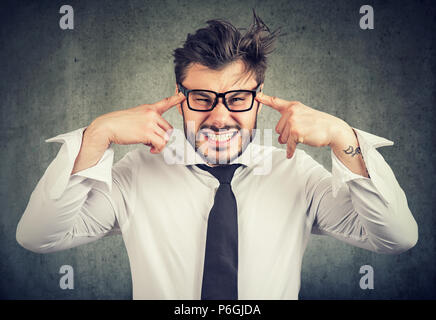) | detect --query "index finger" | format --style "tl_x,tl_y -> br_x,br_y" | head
255,92 -> 290,112
153,92 -> 186,114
